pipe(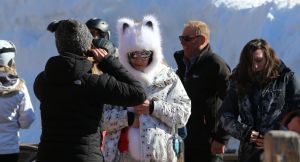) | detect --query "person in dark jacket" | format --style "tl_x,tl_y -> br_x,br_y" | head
34,19 -> 146,162
85,18 -> 119,150
86,18 -> 118,68
174,20 -> 231,162
220,38 -> 300,162
86,18 -> 110,40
